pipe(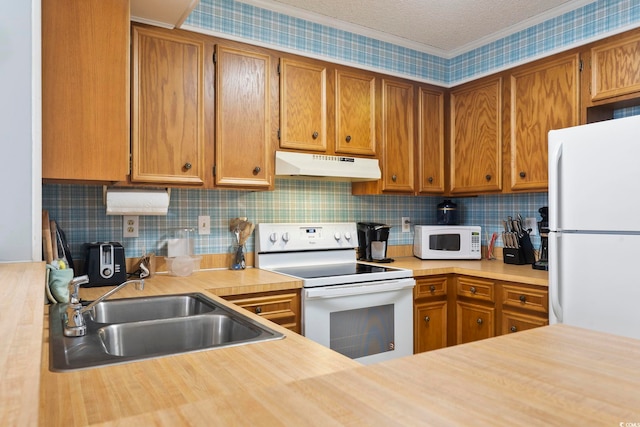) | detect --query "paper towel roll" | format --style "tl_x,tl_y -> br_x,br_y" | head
105,188 -> 170,216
